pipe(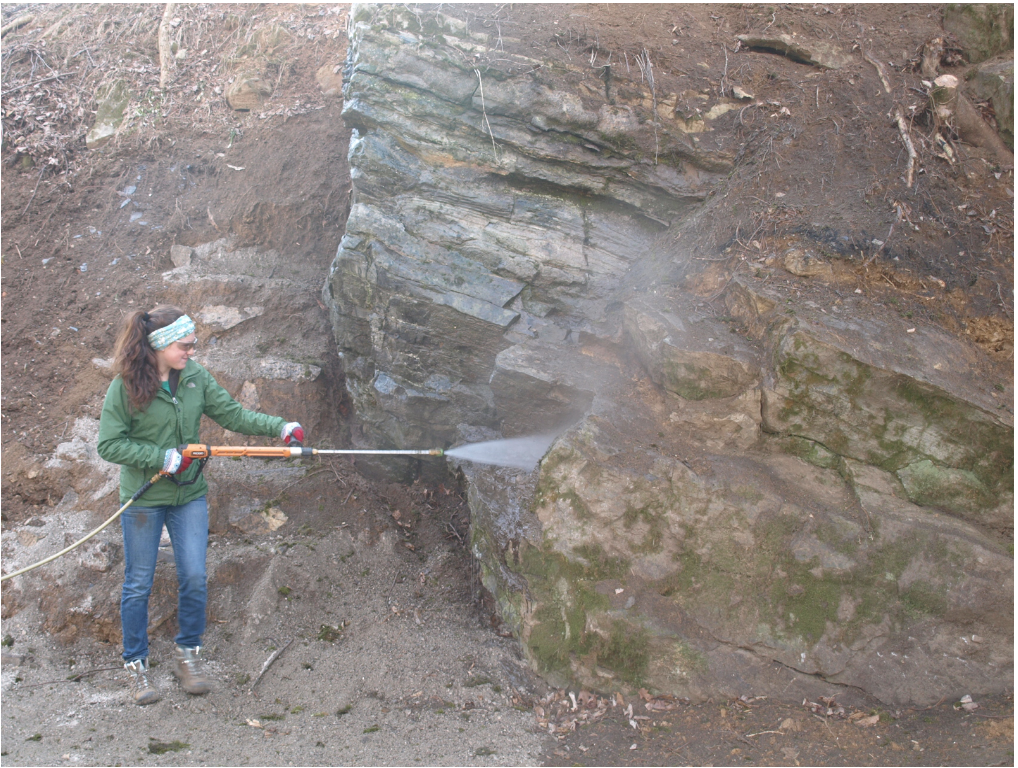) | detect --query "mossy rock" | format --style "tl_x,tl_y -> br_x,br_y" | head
897,459 -> 999,514
86,80 -> 130,148
944,4 -> 1014,63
